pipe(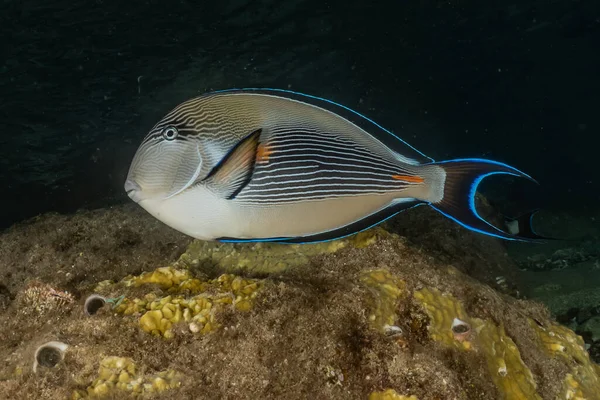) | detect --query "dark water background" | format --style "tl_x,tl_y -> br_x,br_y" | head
1,0 -> 599,229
